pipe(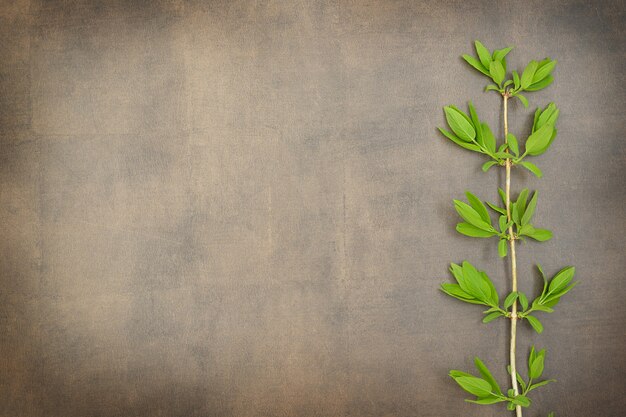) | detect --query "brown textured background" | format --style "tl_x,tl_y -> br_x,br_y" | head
1,1 -> 625,416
